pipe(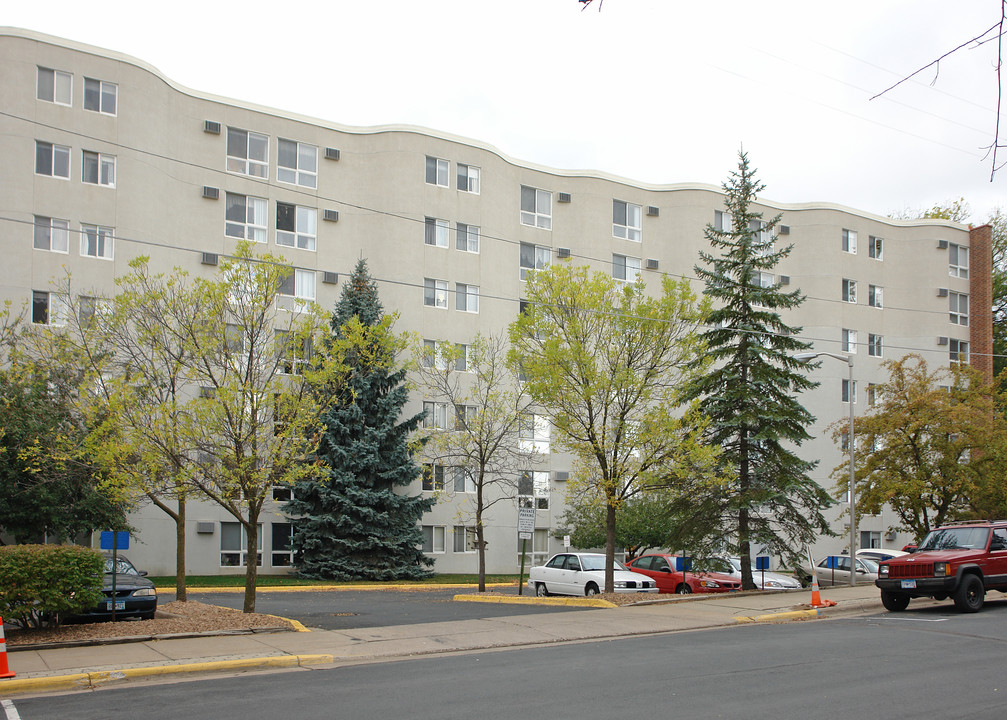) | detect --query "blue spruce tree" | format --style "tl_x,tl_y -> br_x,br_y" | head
286,259 -> 434,579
